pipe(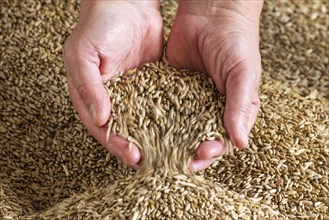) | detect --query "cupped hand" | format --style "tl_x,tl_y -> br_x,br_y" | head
64,0 -> 163,167
167,0 -> 263,171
